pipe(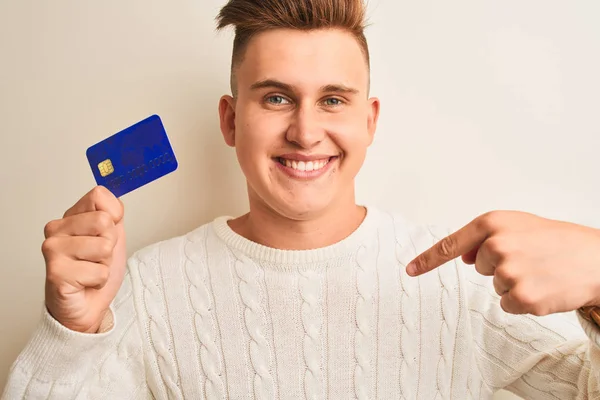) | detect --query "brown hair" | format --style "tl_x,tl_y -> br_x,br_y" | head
216,0 -> 370,95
